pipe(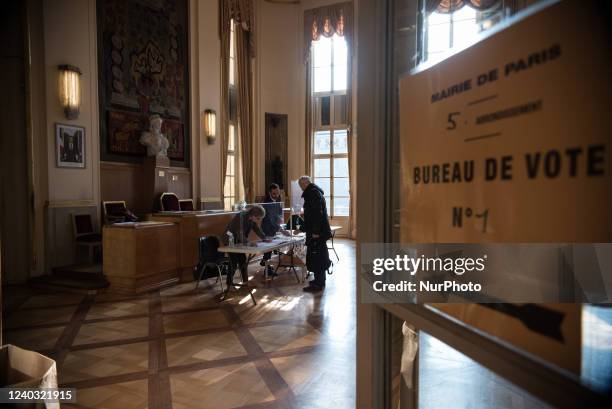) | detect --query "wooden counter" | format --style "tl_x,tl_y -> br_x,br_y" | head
151,211 -> 237,280
103,221 -> 180,294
